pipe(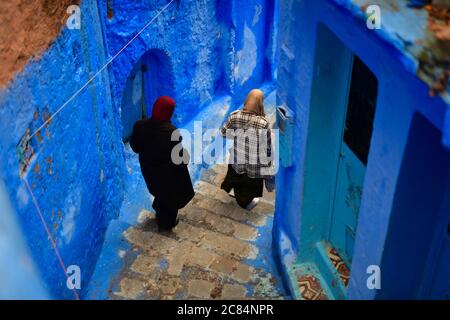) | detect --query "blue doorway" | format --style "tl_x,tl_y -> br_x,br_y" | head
120,49 -> 174,141
329,56 -> 378,266
378,113 -> 450,299
297,24 -> 379,299
121,63 -> 145,141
